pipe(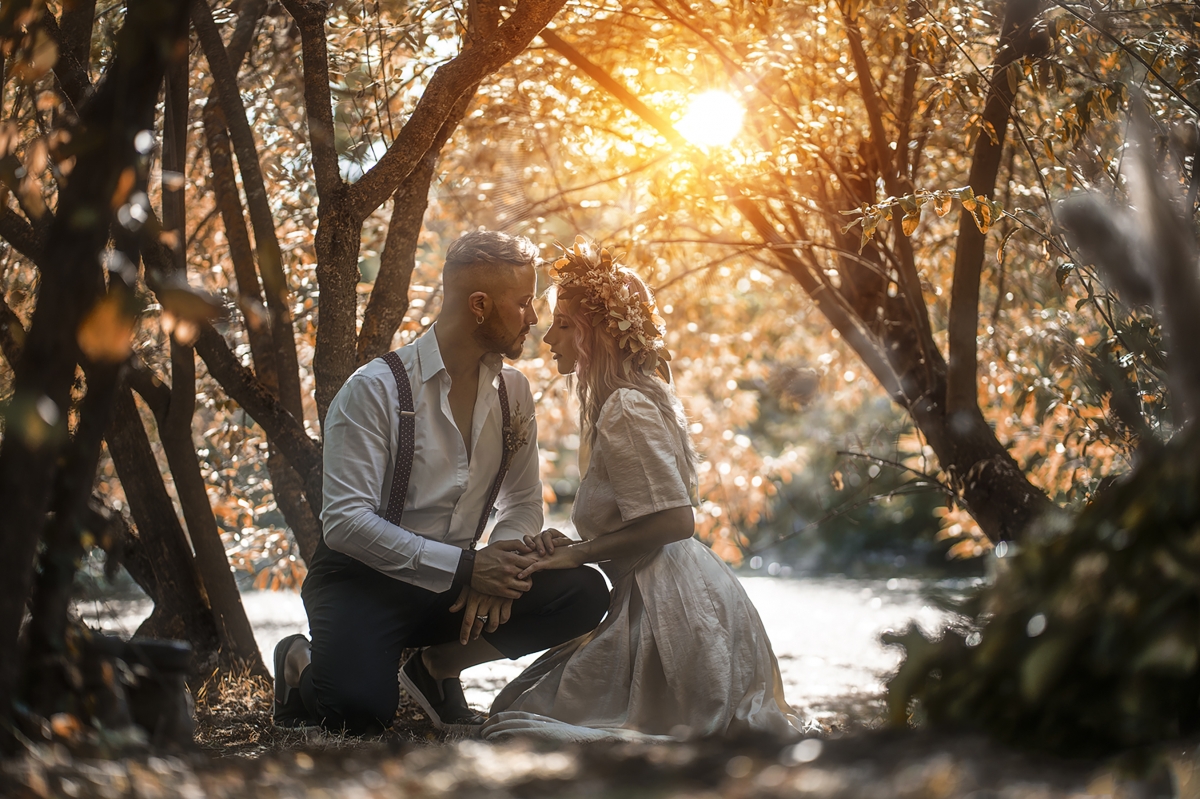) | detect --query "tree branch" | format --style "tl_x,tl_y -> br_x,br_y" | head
893,0 -> 923,180
840,2 -> 937,378
738,199 -> 908,401
346,0 -> 568,219
276,0 -> 344,202
202,101 -> 278,390
541,28 -> 684,146
0,291 -> 26,368
193,323 -> 324,514
192,0 -> 303,419
37,12 -> 93,111
0,204 -> 45,267
946,0 -> 1042,415
357,88 -> 476,365
57,0 -> 96,88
